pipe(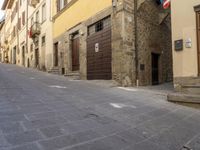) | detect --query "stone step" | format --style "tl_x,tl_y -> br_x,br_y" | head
48,69 -> 59,71
64,72 -> 80,80
47,68 -> 60,75
48,72 -> 60,75
177,77 -> 200,86
167,93 -> 200,104
181,85 -> 200,95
